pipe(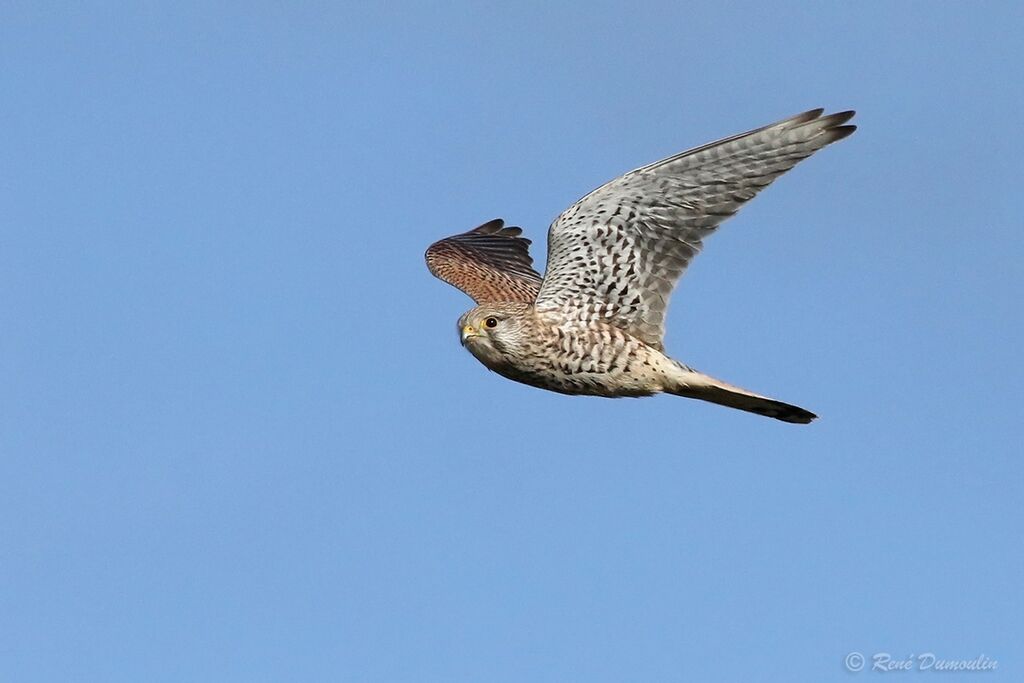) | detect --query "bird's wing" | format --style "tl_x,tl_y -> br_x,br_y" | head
426,219 -> 544,304
534,109 -> 855,350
